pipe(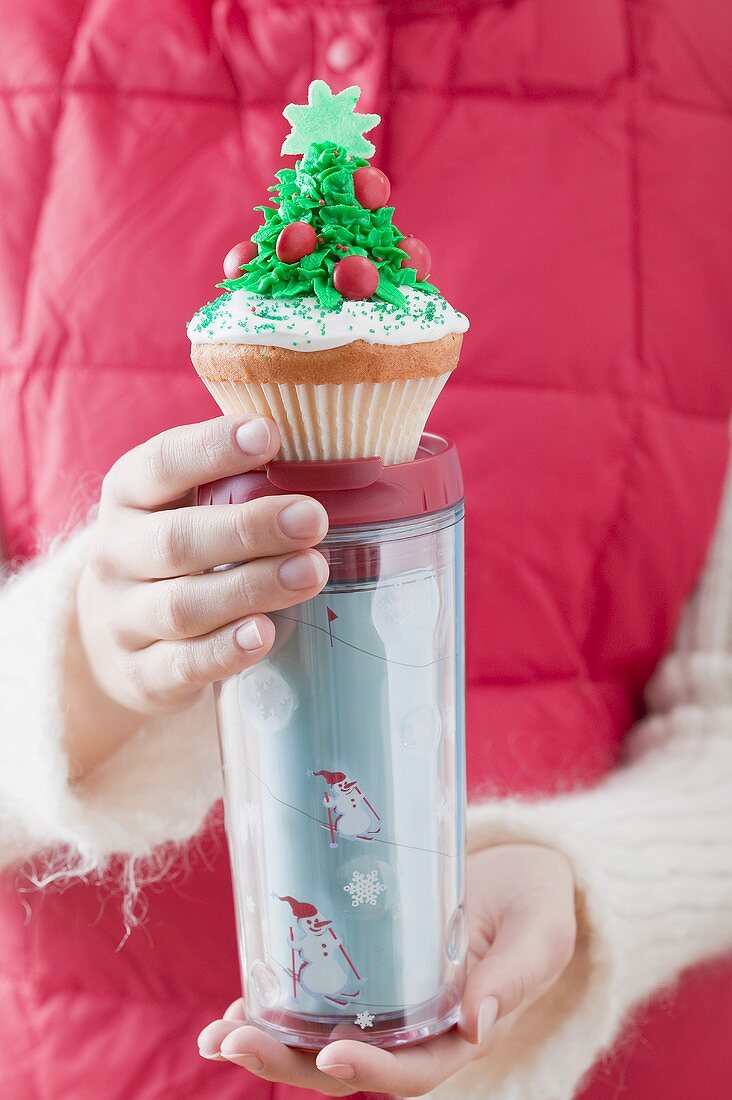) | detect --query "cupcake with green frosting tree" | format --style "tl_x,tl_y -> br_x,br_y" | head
188,81 -> 468,465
